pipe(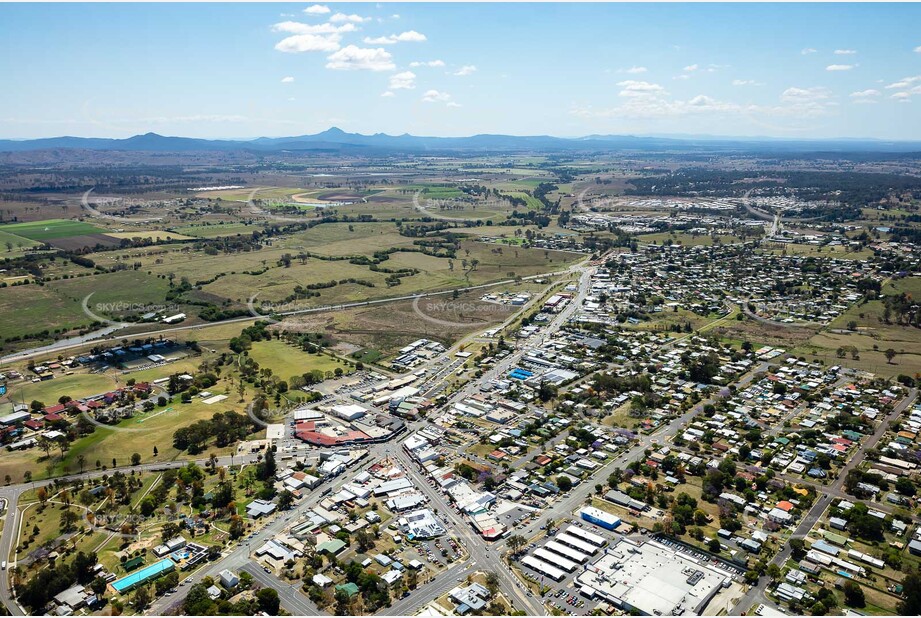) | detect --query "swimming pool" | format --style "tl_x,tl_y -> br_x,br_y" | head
111,559 -> 175,593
